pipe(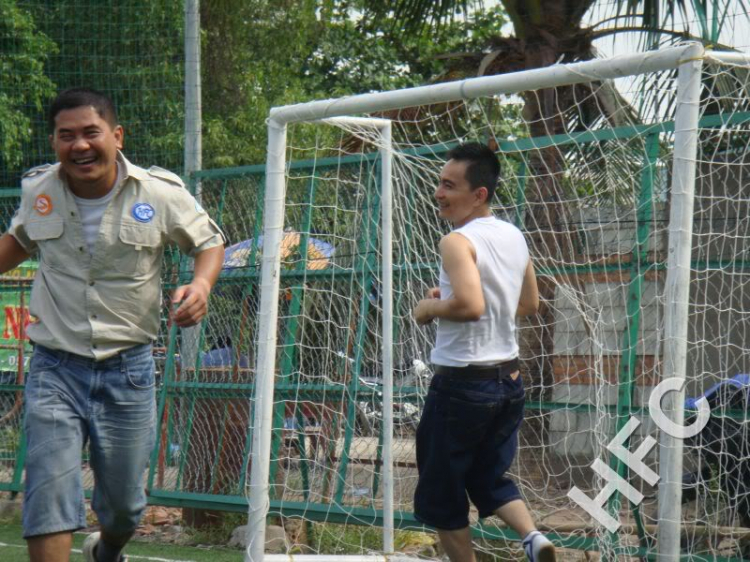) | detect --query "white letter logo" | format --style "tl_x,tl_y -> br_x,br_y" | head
649,378 -> 710,439
568,377 -> 711,530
